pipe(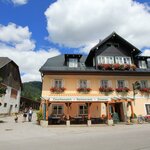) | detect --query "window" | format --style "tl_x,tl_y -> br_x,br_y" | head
101,80 -> 109,88
69,58 -> 78,68
4,103 -> 7,107
52,105 -> 63,116
54,79 -> 62,88
10,89 -> 18,99
97,56 -> 131,64
115,57 -> 131,64
97,56 -> 114,64
117,80 -> 125,88
80,80 -> 88,88
145,104 -> 150,115
139,60 -> 147,69
79,105 -> 88,115
140,80 -> 148,88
